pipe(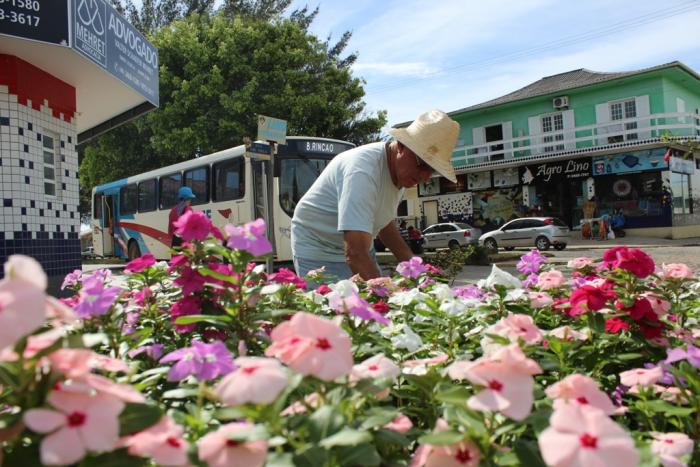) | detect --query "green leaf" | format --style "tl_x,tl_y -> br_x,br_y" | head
320,428 -> 372,448
265,452 -> 295,467
0,361 -> 21,388
214,407 -> 246,421
308,405 -> 346,442
174,314 -> 232,325
615,353 -> 643,361
293,445 -> 329,467
199,267 -> 238,284
643,400 -> 695,416
118,403 -> 163,436
358,407 -> 398,430
81,448 -> 148,467
436,385 -> 471,406
374,428 -> 412,447
514,440 -> 547,467
418,430 -> 465,445
162,388 -> 199,399
337,443 -> 381,466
